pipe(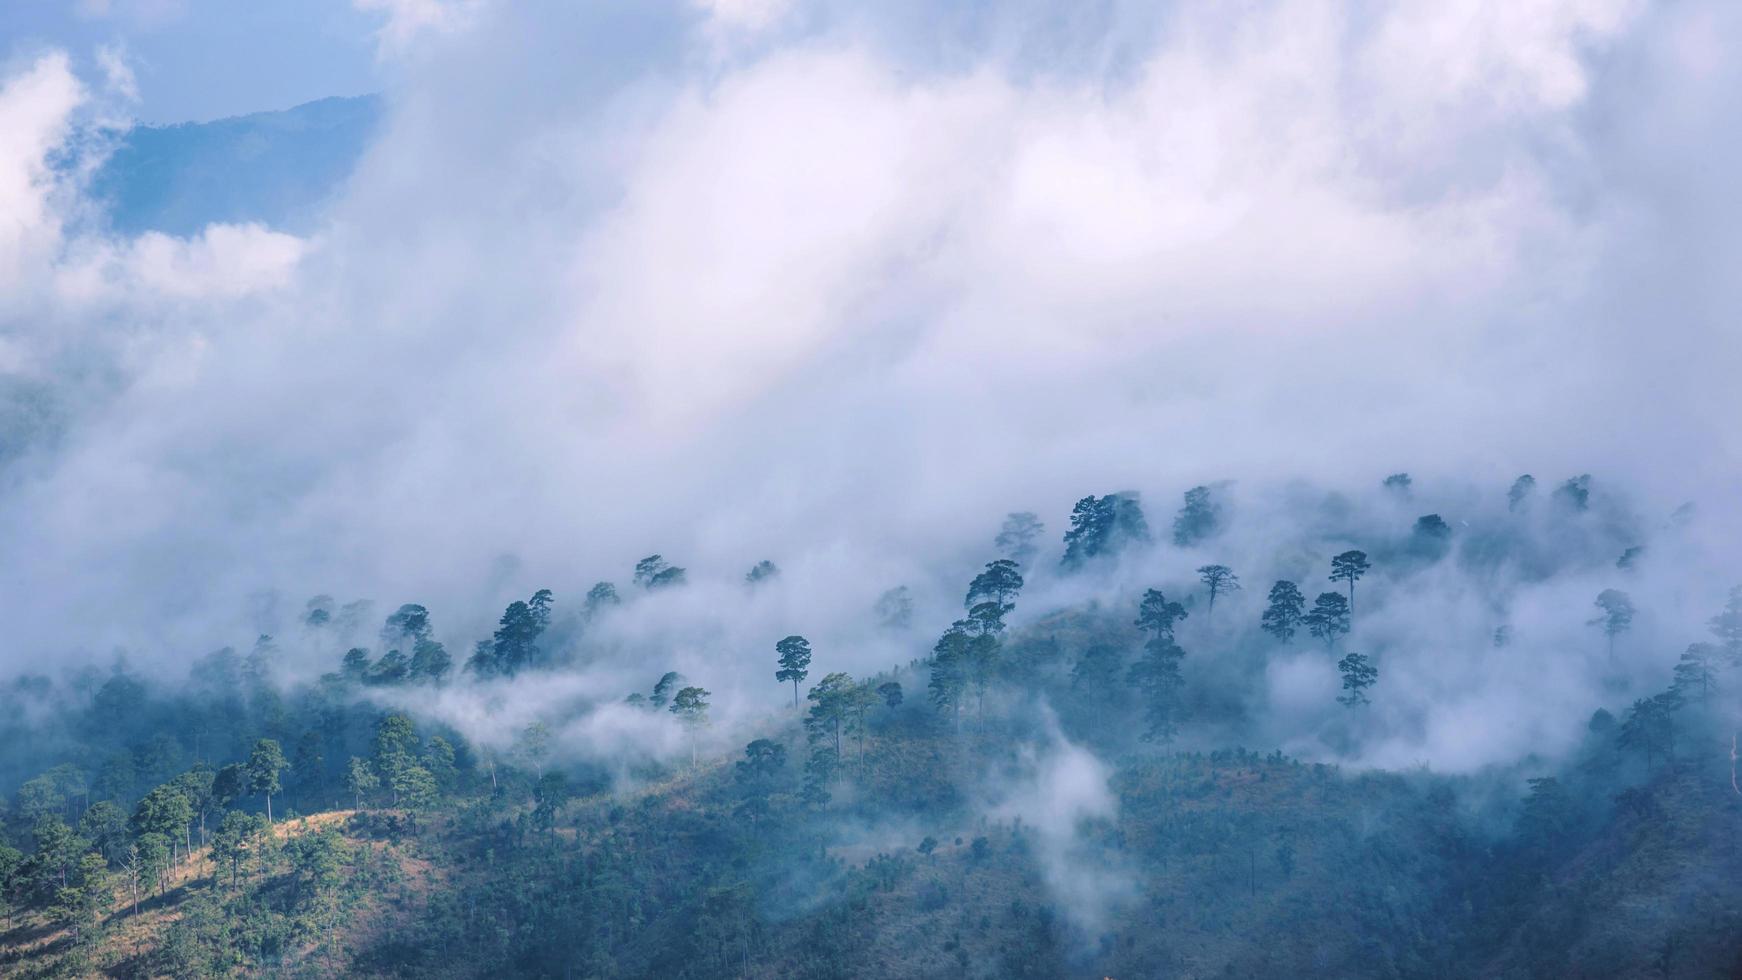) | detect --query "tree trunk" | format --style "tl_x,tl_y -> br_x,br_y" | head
266,793 -> 274,824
